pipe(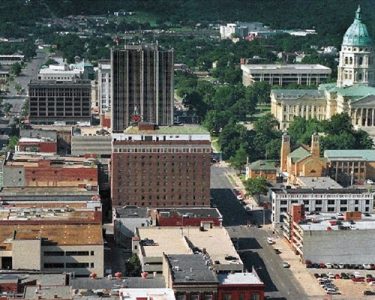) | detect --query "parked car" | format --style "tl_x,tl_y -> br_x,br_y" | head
267,237 -> 275,245
282,262 -> 290,268
364,290 -> 375,296
274,248 -> 281,254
